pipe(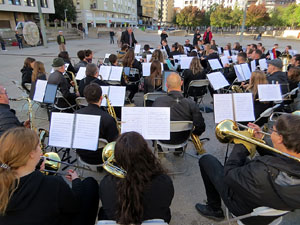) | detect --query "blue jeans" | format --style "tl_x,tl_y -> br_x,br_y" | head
1,42 -> 5,50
